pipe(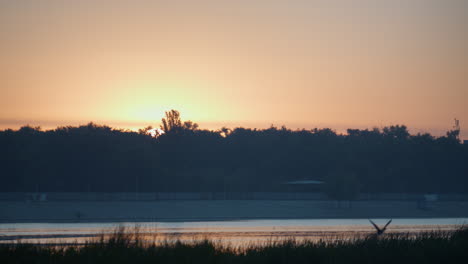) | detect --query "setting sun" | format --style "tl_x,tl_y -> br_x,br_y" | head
1,1 -> 466,137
